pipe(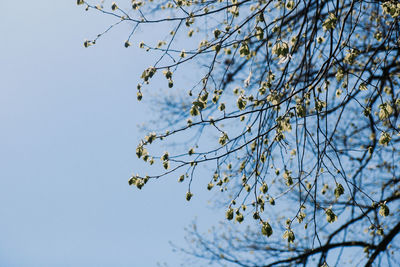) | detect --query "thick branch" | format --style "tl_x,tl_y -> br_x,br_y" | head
263,241 -> 373,267
365,221 -> 400,267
